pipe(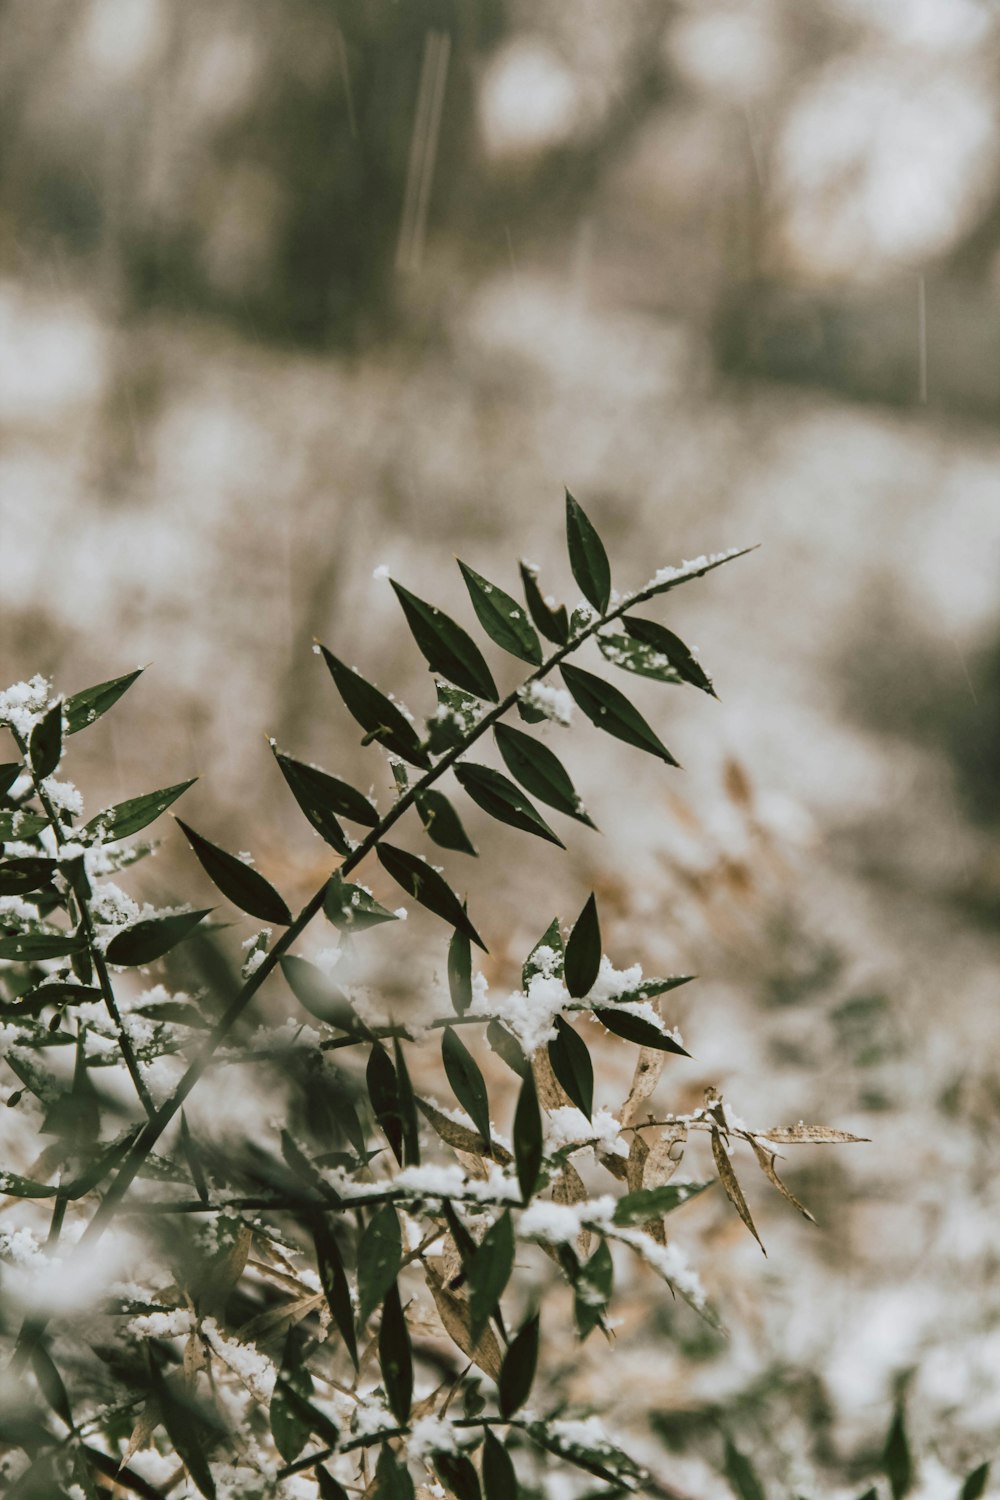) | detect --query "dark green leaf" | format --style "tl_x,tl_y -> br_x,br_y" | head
391,580 -> 498,702
566,490 -> 611,614
105,908 -> 211,966
0,1169 -> 58,1198
0,809 -> 47,839
358,1205 -> 403,1325
180,1110 -> 209,1205
442,1027 -> 492,1145
64,668 -> 144,736
458,560 -> 542,666
0,857 -> 56,896
574,1237 -> 613,1340
499,1313 -> 539,1417
376,842 -> 487,951
84,780 -> 196,843
368,1043 -> 404,1166
320,646 -> 429,769
614,975 -> 695,1004
724,1436 -> 766,1500
883,1404 -> 912,1500
613,1180 -> 714,1226
482,1428 -> 519,1500
324,871 -> 399,932
520,562 -> 569,645
561,664 -> 680,766
379,1280 -> 413,1424
271,753 -> 348,853
314,1220 -> 358,1368
448,926 -> 473,1016
0,762 -> 22,798
176,820 -> 291,925
393,1037 -> 421,1166
374,1444 -> 415,1500
597,630 -> 683,684
522,919 -> 564,990
150,1361 -> 219,1499
416,788 -> 477,854
273,749 -> 378,827
29,702 -> 63,780
14,980 -> 100,1010
623,616 -> 716,696
513,1070 -> 542,1202
487,1019 -> 529,1079
564,893 -> 601,1000
280,954 -> 365,1033
0,932 -> 83,961
548,1016 -> 593,1117
317,1468 -> 352,1500
468,1210 -> 514,1342
960,1463 -> 990,1500
454,763 -> 564,848
494,724 -> 594,829
594,1007 -> 689,1056
271,1330 -> 314,1464
434,1451 -> 482,1500
426,681 -> 482,757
